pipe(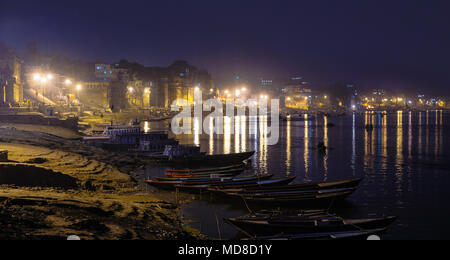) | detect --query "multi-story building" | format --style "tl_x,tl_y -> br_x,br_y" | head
119,60 -> 214,108
94,63 -> 129,82
0,52 -> 24,106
